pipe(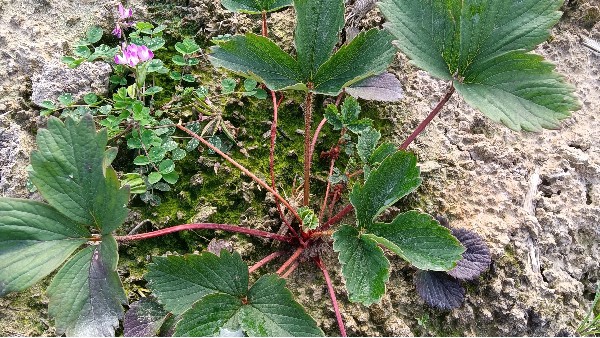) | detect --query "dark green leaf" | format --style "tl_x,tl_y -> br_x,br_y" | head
349,150 -> 421,228
367,211 -> 464,271
313,29 -> 395,95
148,146 -> 166,162
253,88 -> 268,99
324,105 -> 343,130
147,59 -> 169,73
29,116 -> 129,234
244,78 -> 258,91
144,36 -> 166,51
221,0 -> 293,14
172,54 -> 187,66
357,127 -> 380,164
175,38 -> 200,55
172,148 -> 187,161
240,274 -> 324,336
333,225 -> 389,305
294,0 -> 344,79
159,159 -> 175,174
0,199 -> 88,296
83,93 -> 98,105
209,34 -> 303,91
124,298 -> 169,337
47,236 -> 127,336
182,74 -> 196,83
146,251 -> 248,315
369,142 -> 397,165
379,0 -> 579,131
162,171 -> 179,184
175,293 -> 243,336
170,71 -> 182,81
